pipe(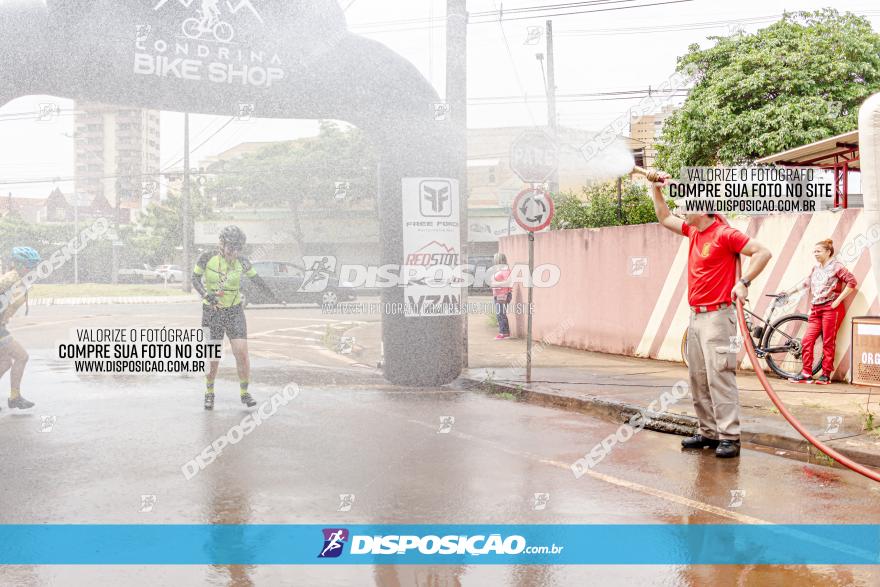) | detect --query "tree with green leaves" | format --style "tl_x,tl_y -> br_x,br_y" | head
132,188 -> 213,266
0,215 -> 113,281
656,9 -> 880,172
204,120 -> 377,252
551,179 -> 658,230
206,120 -> 378,210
